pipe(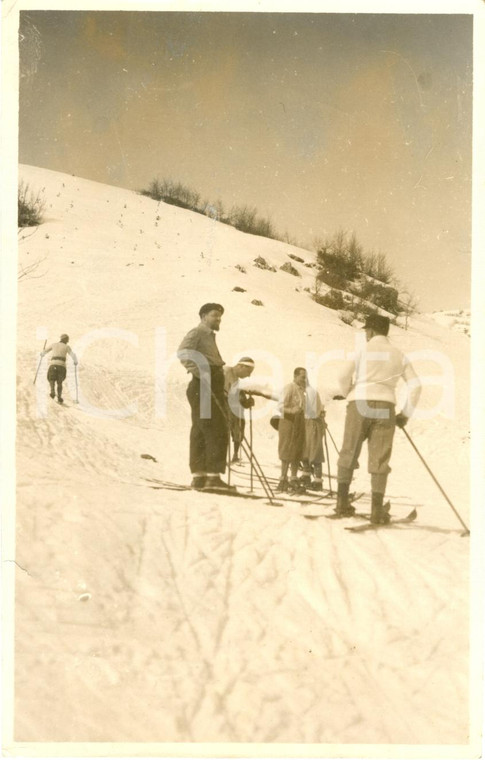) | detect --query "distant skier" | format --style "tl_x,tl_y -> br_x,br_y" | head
334,313 -> 421,524
224,358 -> 256,464
177,303 -> 230,491
41,333 -> 78,404
275,367 -> 308,494
300,383 -> 326,491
